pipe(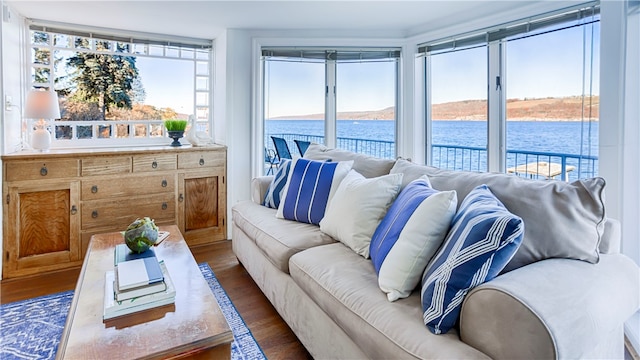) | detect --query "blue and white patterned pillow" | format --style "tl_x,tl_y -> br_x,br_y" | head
369,176 -> 457,301
276,158 -> 352,225
263,159 -> 292,209
421,184 -> 524,334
